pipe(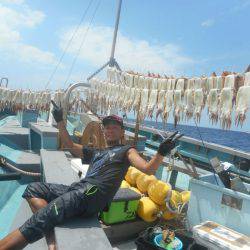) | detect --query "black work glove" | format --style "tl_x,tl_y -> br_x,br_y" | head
157,131 -> 183,156
51,100 -> 63,123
